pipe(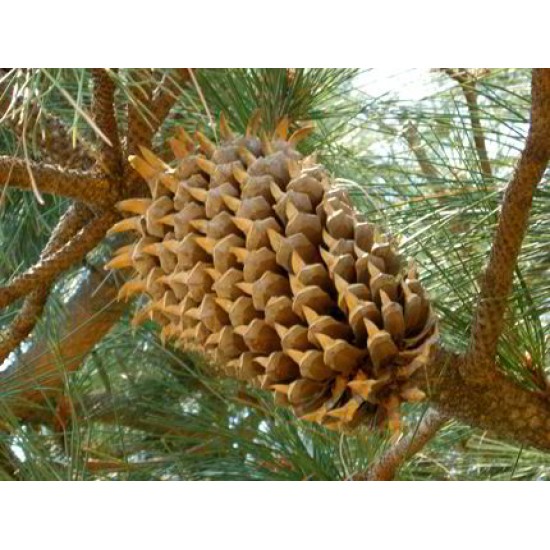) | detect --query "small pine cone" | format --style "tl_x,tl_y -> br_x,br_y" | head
106,114 -> 438,434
